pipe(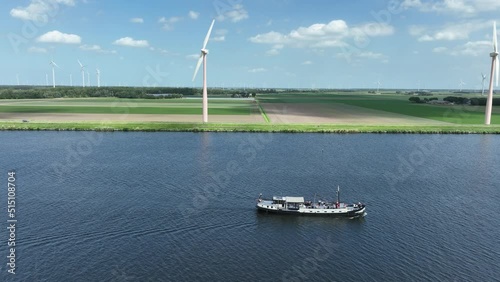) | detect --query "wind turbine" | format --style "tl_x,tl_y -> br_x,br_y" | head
485,21 -> 499,125
78,59 -> 86,87
87,71 -> 90,87
459,79 -> 466,92
192,19 -> 215,123
70,74 -> 73,87
481,73 -> 487,95
375,81 -> 381,93
96,68 -> 101,88
45,73 -> 49,86
16,74 -> 20,86
49,60 -> 59,88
